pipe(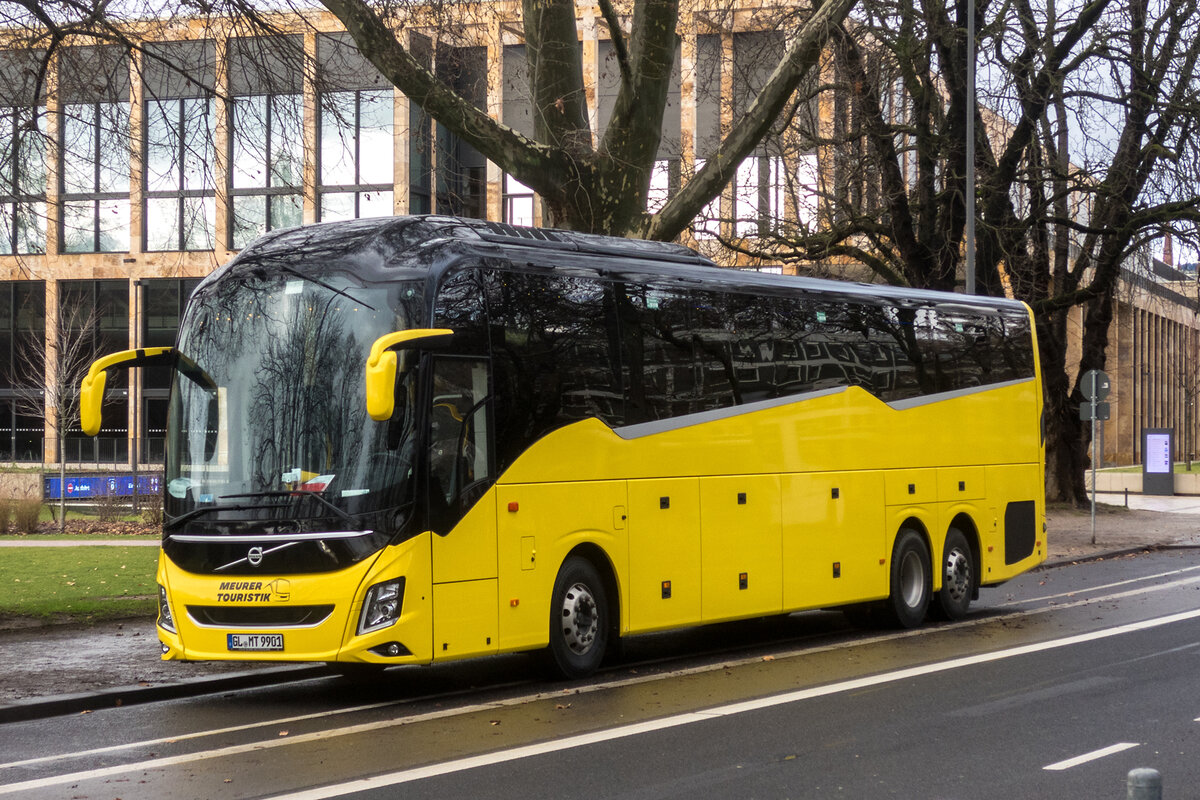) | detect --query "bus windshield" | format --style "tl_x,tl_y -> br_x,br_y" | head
164,272 -> 426,527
